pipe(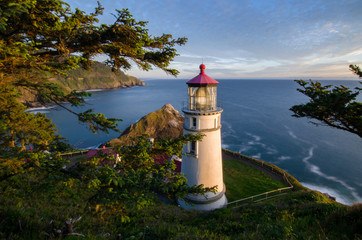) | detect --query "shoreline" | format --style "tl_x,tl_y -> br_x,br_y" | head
24,82 -> 146,109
